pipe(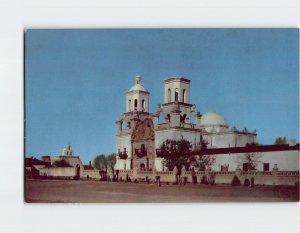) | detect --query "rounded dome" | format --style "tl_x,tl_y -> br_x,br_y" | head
200,112 -> 228,133
129,84 -> 147,92
129,75 -> 148,92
